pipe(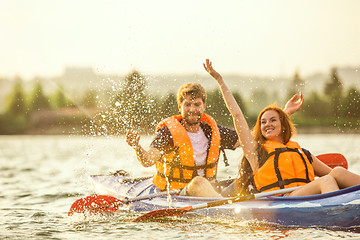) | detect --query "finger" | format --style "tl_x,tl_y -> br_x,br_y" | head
203,63 -> 207,71
290,93 -> 298,101
126,129 -> 131,138
206,59 -> 212,68
126,137 -> 131,145
299,92 -> 304,101
299,92 -> 304,106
